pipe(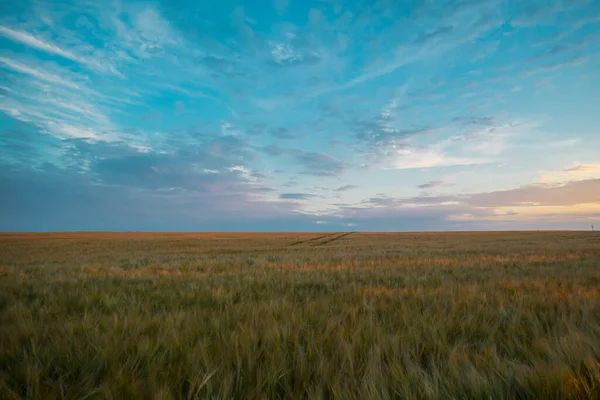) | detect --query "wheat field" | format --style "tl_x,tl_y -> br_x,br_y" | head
1,231 -> 599,399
